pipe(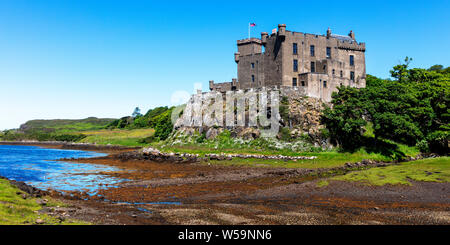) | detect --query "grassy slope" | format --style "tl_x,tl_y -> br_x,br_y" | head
77,128 -> 155,147
332,157 -> 450,186
19,117 -> 116,133
0,179 -> 88,225
3,117 -> 154,147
